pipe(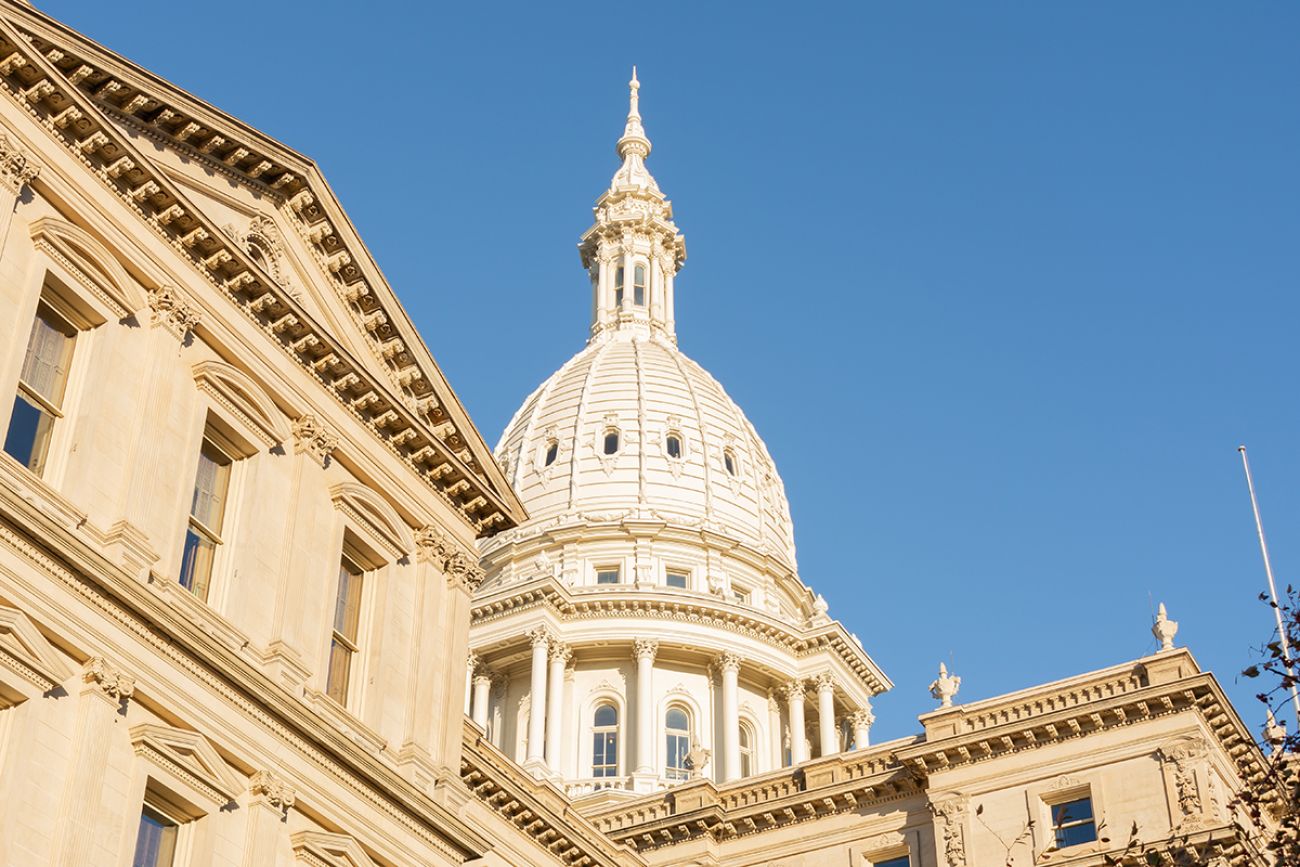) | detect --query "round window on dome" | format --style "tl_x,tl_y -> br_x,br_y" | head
543,440 -> 559,467
603,429 -> 620,455
723,448 -> 738,476
666,433 -> 682,460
